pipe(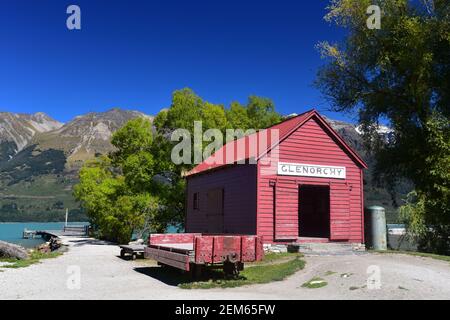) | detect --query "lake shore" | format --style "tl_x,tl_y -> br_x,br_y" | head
0,222 -> 89,248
